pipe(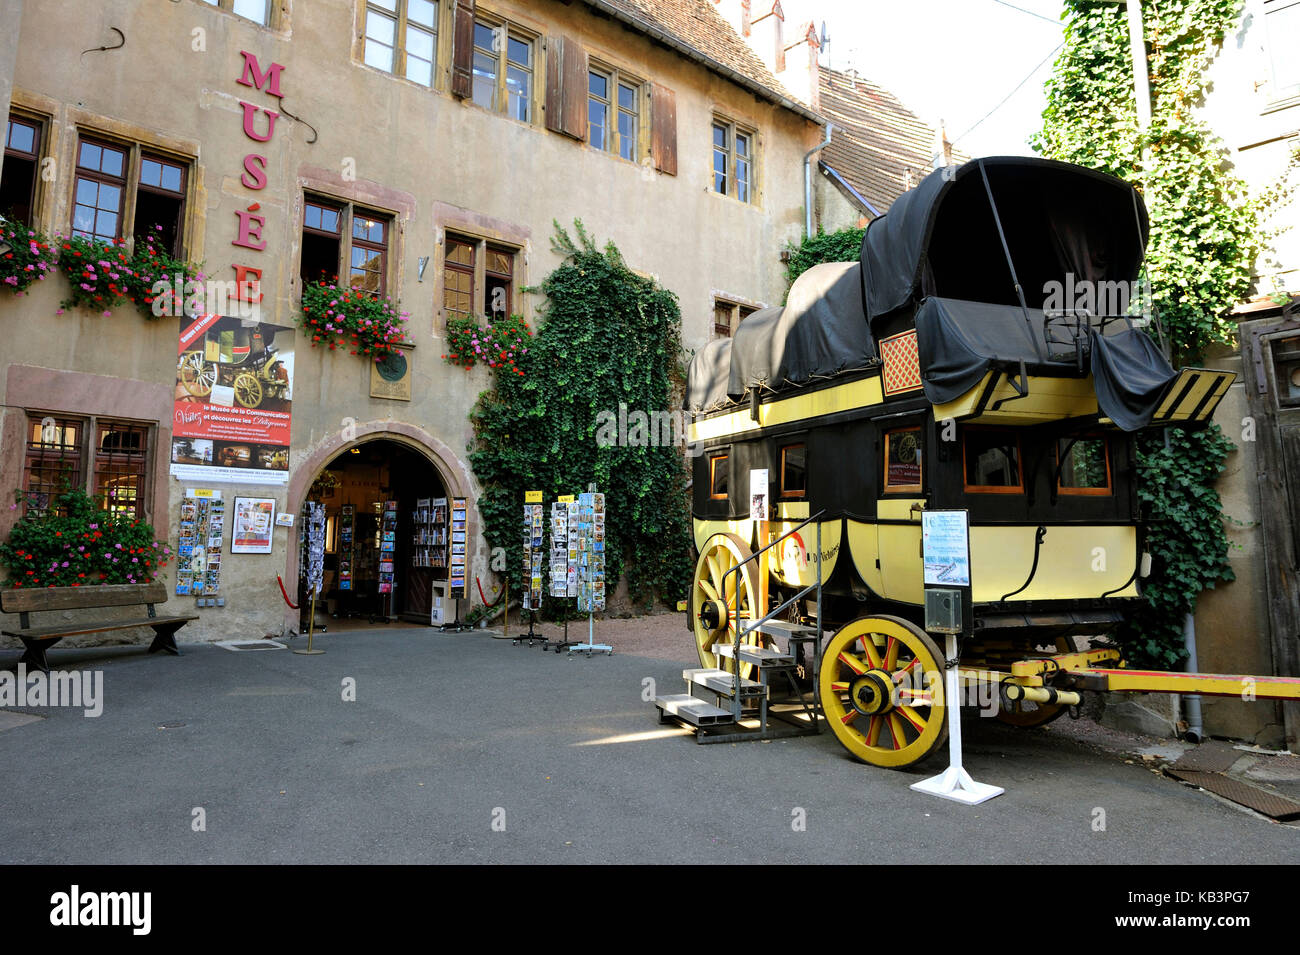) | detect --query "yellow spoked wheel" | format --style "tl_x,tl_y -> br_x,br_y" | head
995,697 -> 1066,728
234,372 -> 263,409
818,615 -> 948,769
691,532 -> 766,681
